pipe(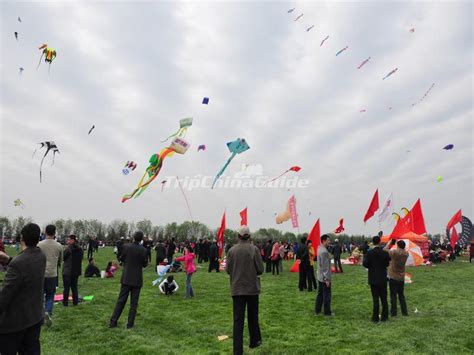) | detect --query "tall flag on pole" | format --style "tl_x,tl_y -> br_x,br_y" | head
450,227 -> 459,250
239,207 -> 248,226
217,211 -> 226,258
390,199 -> 427,237
289,195 -> 299,228
308,219 -> 321,255
378,193 -> 394,223
363,189 -> 379,223
447,209 -> 462,230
